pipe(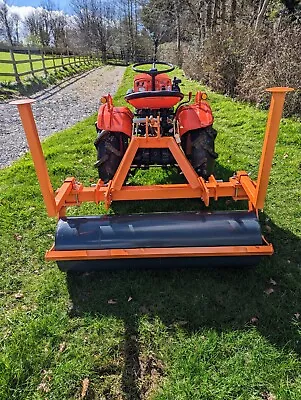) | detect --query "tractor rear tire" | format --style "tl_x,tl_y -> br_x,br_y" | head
189,126 -> 218,180
94,130 -> 128,183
